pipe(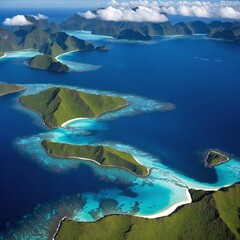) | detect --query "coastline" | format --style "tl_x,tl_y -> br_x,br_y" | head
52,216 -> 67,240
135,188 -> 192,219
61,117 -> 89,128
60,102 -> 129,128
55,50 -> 80,61
0,86 -> 25,97
0,53 -> 6,59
